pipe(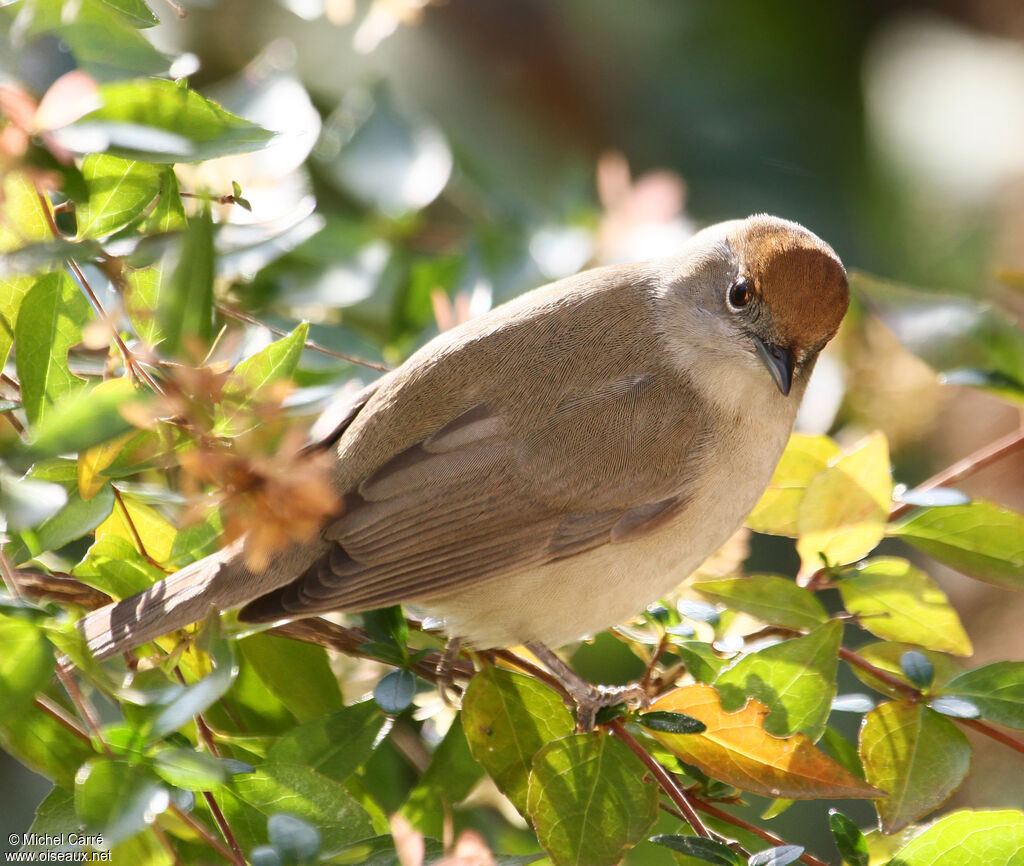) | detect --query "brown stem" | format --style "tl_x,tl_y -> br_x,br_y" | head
66,257 -> 165,395
958,717 -> 1024,756
54,661 -> 114,758
640,634 -> 670,694
890,426 -> 1024,520
168,803 -> 238,863
0,548 -> 25,601
33,695 -> 91,742
215,304 -> 390,372
201,791 -> 246,865
838,647 -> 917,697
607,718 -> 712,838
665,798 -> 832,866
9,569 -> 112,609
